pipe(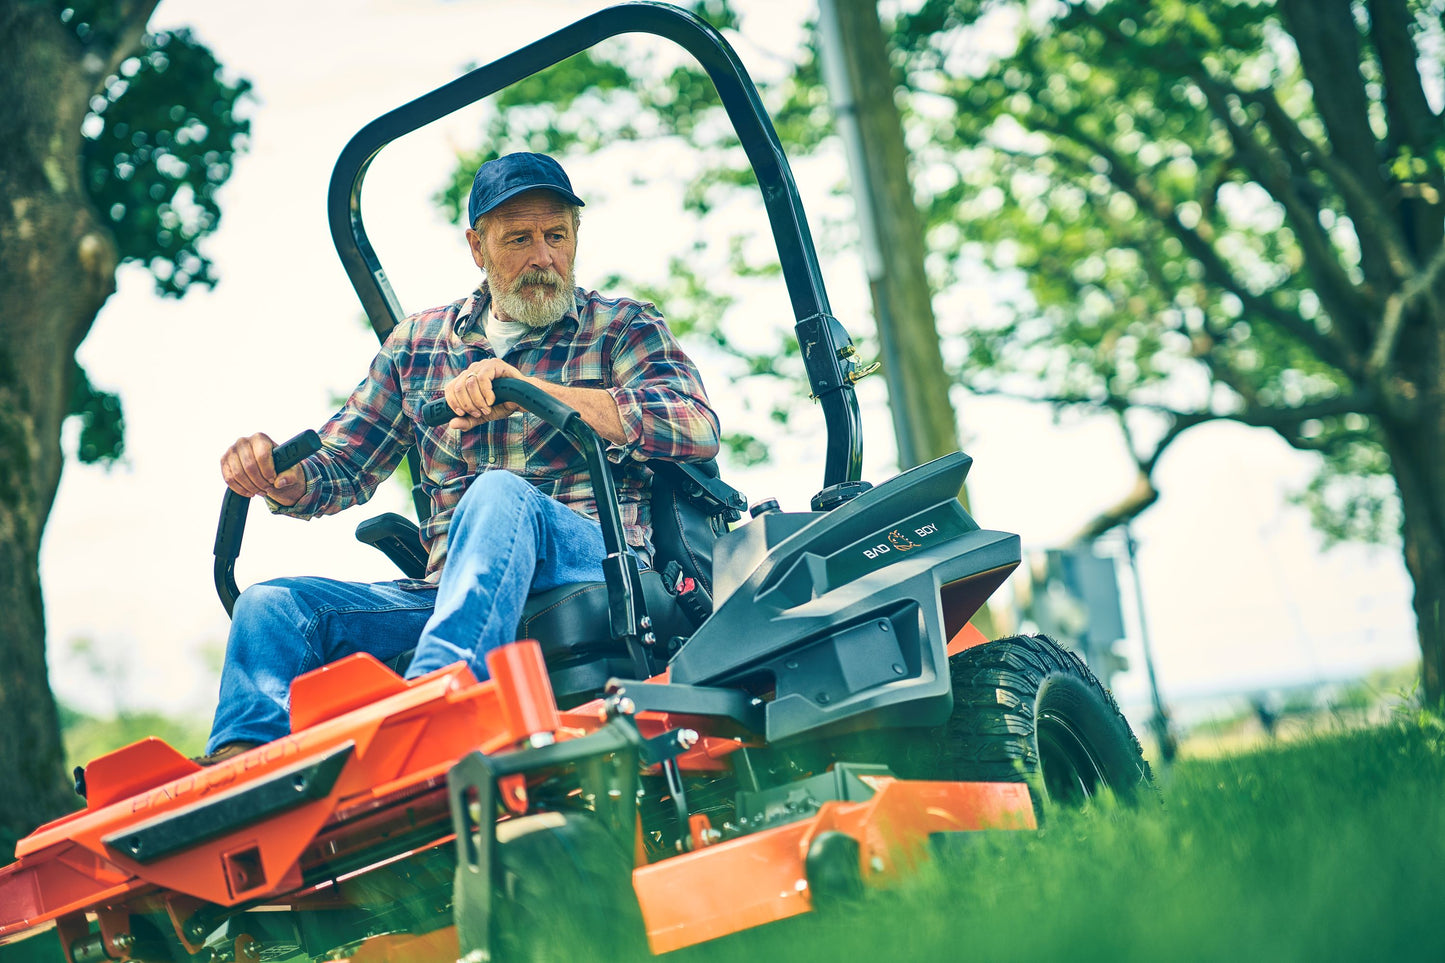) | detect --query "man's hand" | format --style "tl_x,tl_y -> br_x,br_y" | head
442,358 -> 527,430
221,432 -> 307,506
